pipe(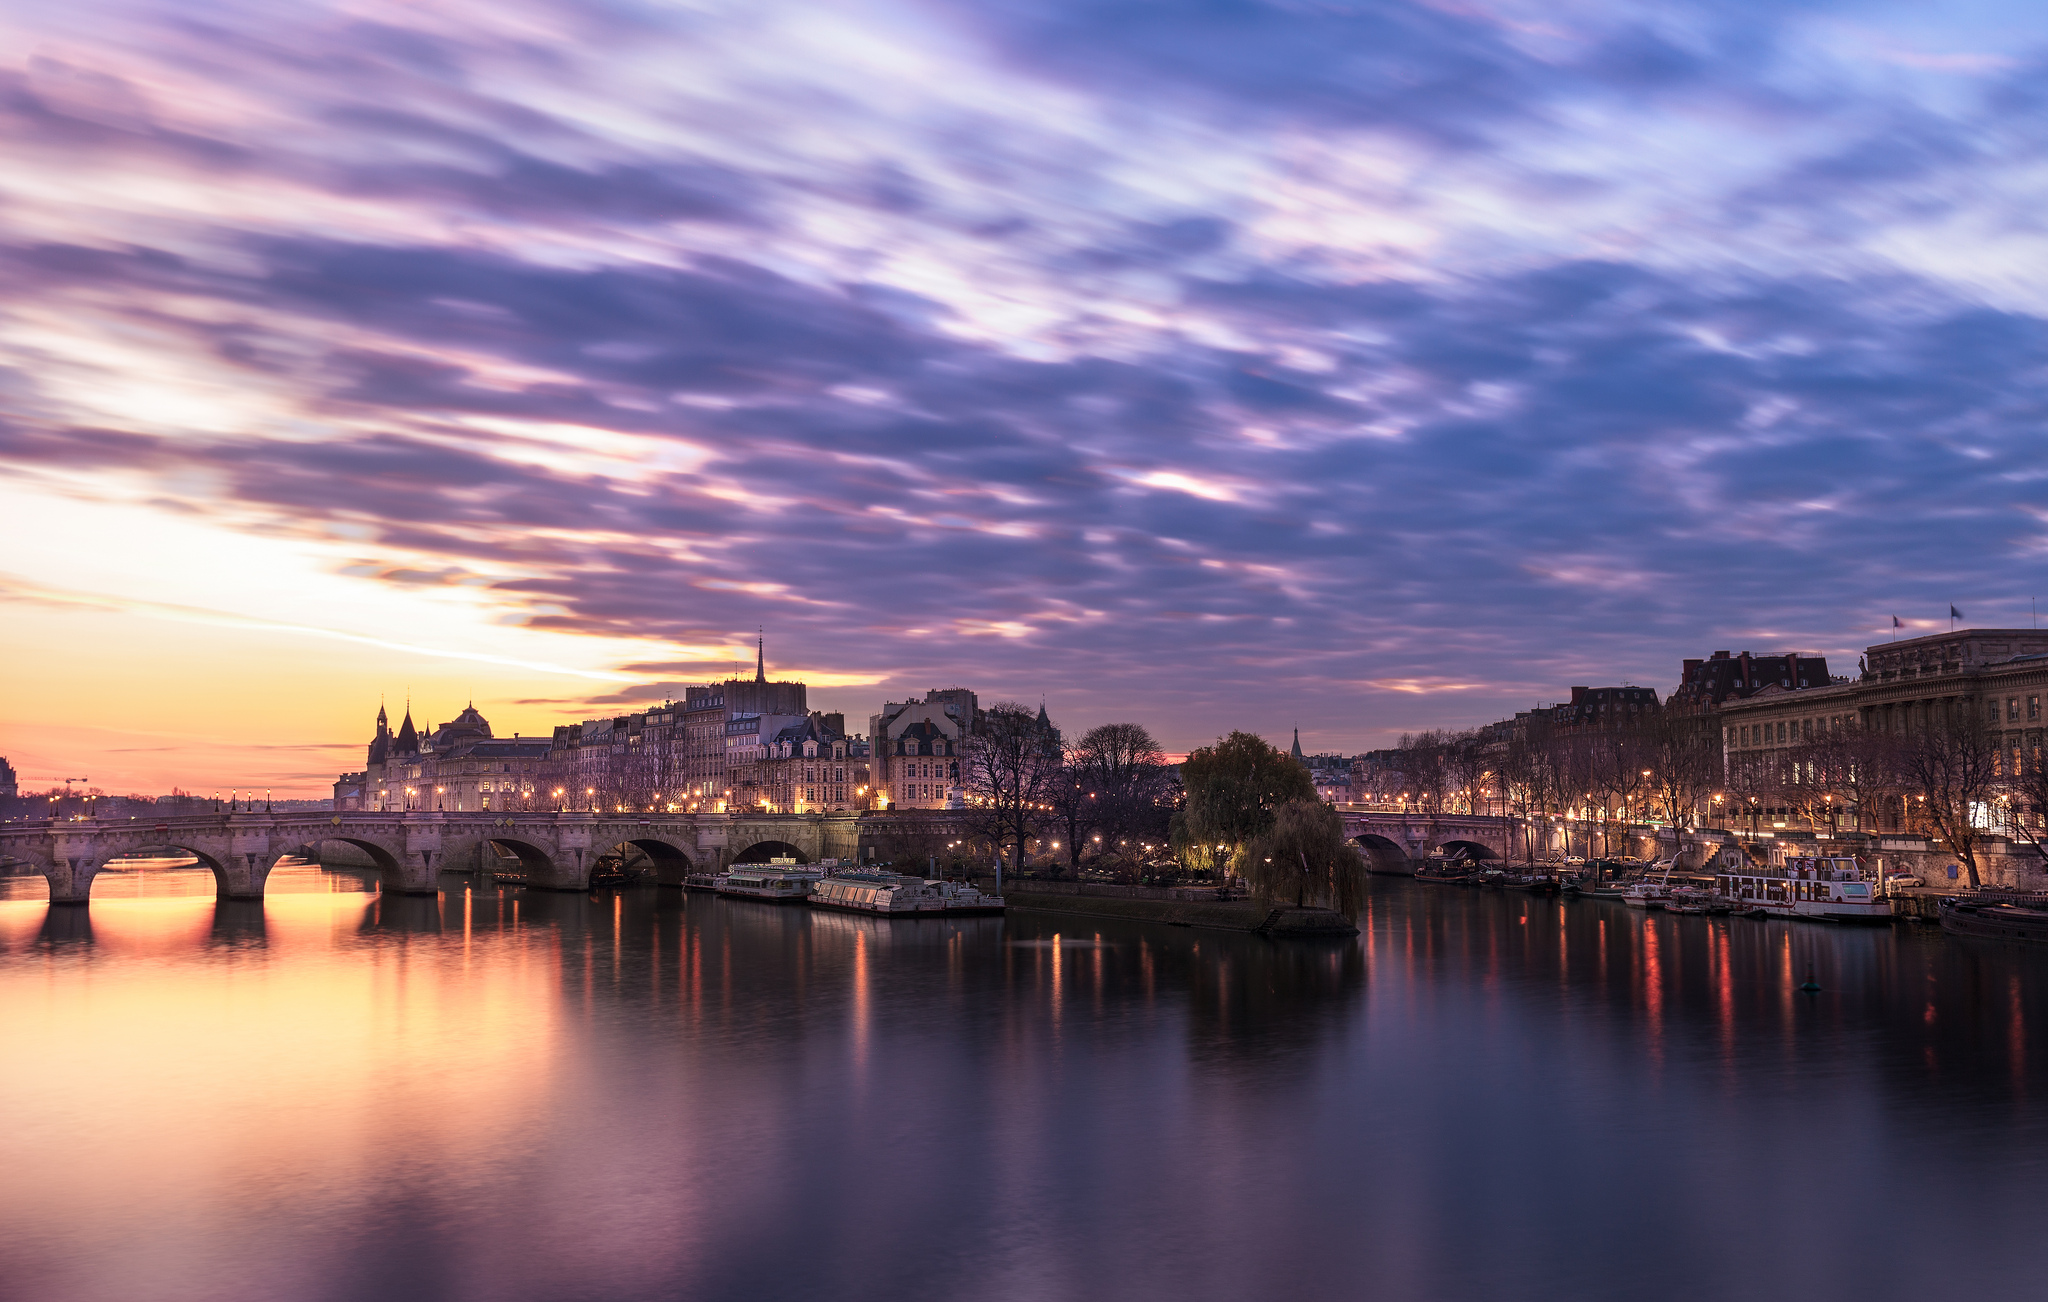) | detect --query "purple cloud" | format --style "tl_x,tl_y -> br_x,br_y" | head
4,0 -> 2048,754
